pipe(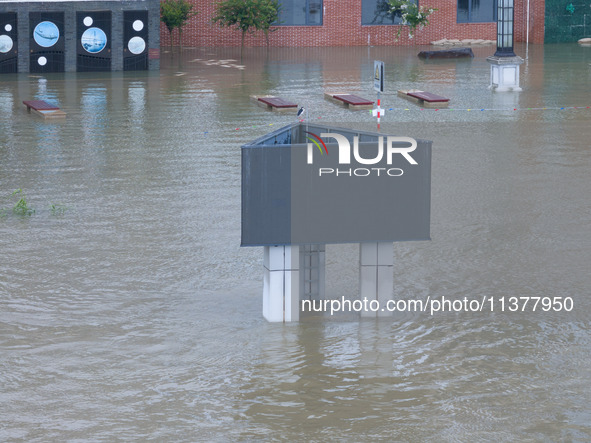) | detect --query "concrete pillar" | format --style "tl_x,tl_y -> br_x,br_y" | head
359,242 -> 393,318
111,9 -> 123,71
16,6 -> 29,73
147,0 -> 160,71
64,10 -> 76,72
487,55 -> 524,92
263,245 -> 300,322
